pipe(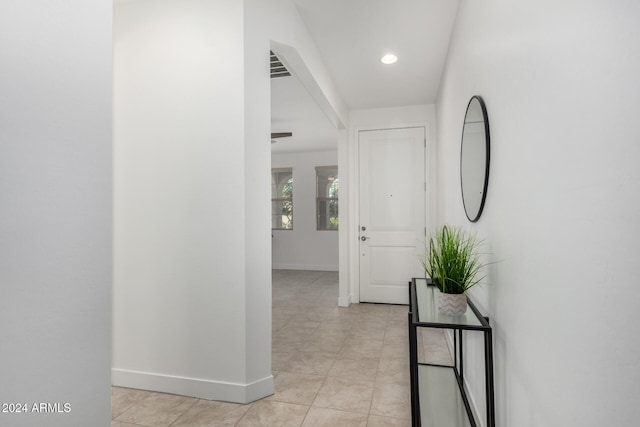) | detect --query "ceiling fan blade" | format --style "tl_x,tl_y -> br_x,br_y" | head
271,132 -> 292,139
